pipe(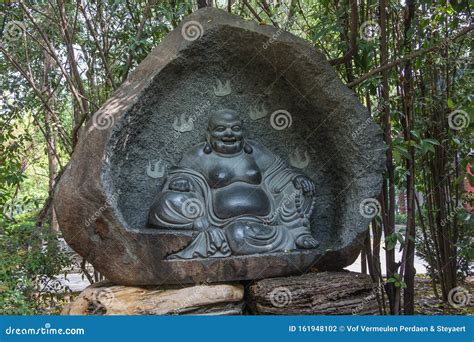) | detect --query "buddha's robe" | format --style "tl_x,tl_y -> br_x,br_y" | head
148,142 -> 315,259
